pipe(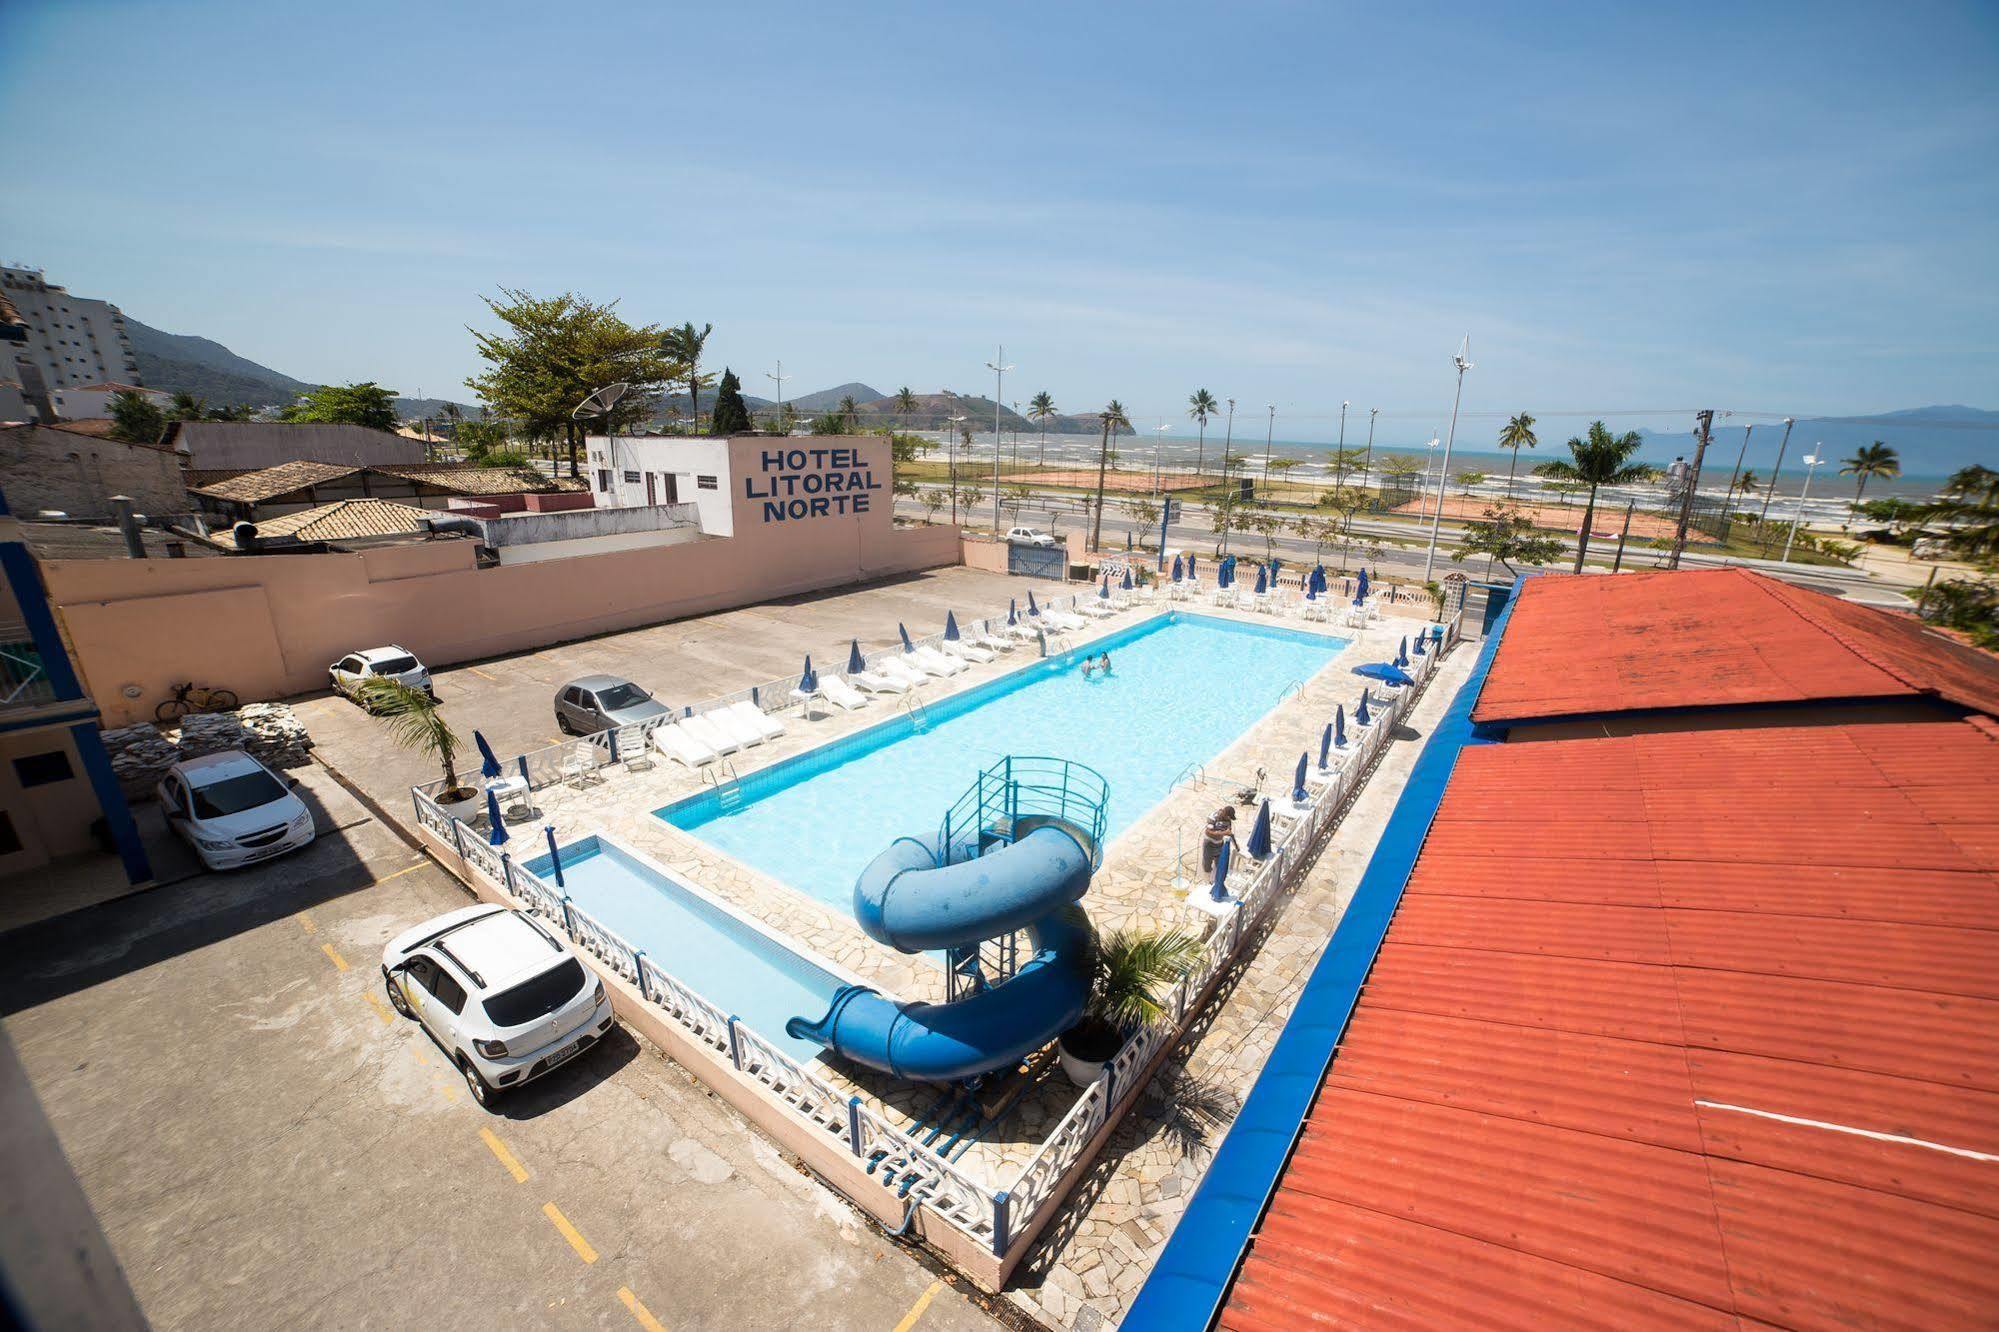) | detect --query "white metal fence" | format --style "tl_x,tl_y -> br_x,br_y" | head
410,591 -> 1461,1262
